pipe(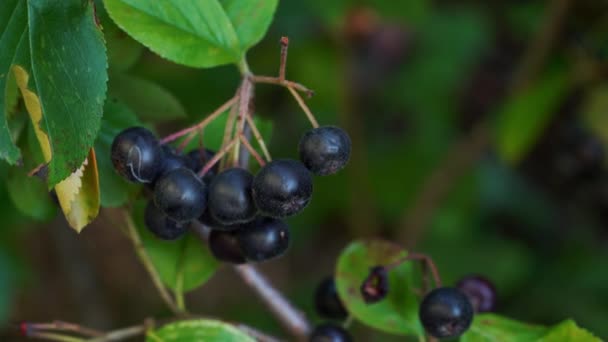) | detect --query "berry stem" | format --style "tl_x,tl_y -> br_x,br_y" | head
23,322 -> 103,338
160,96 -> 238,145
279,36 -> 289,81
220,97 -> 240,170
239,134 -> 266,167
251,75 -> 314,98
122,210 -> 184,315
232,75 -> 254,168
199,137 -> 238,176
245,114 -> 272,161
287,85 -> 319,128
